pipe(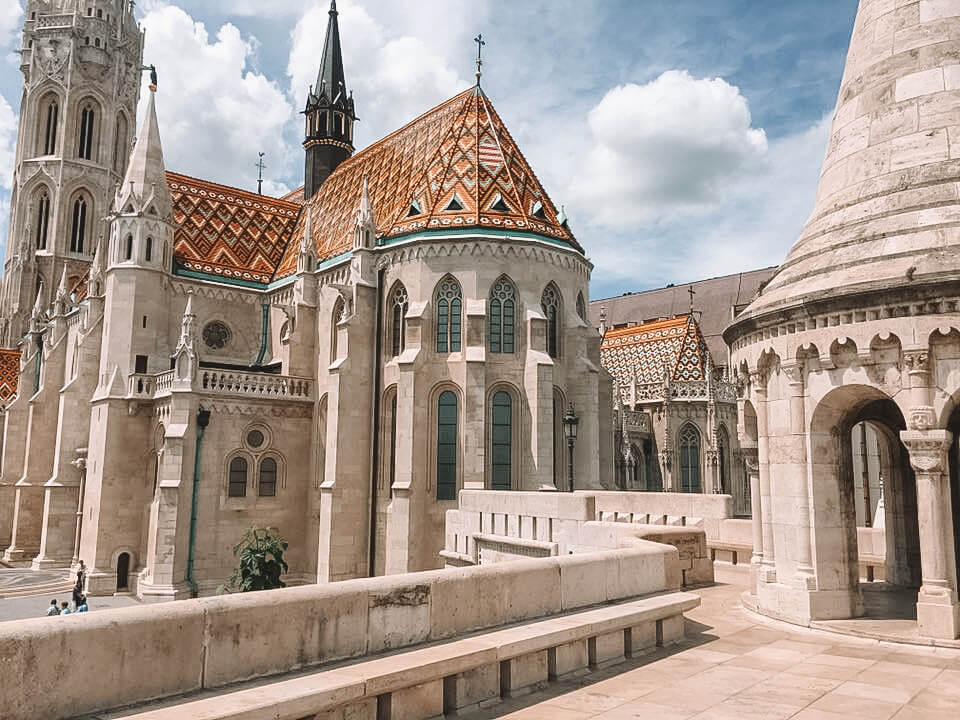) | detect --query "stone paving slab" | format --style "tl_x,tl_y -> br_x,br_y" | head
0,592 -> 141,622
460,566 -> 960,720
